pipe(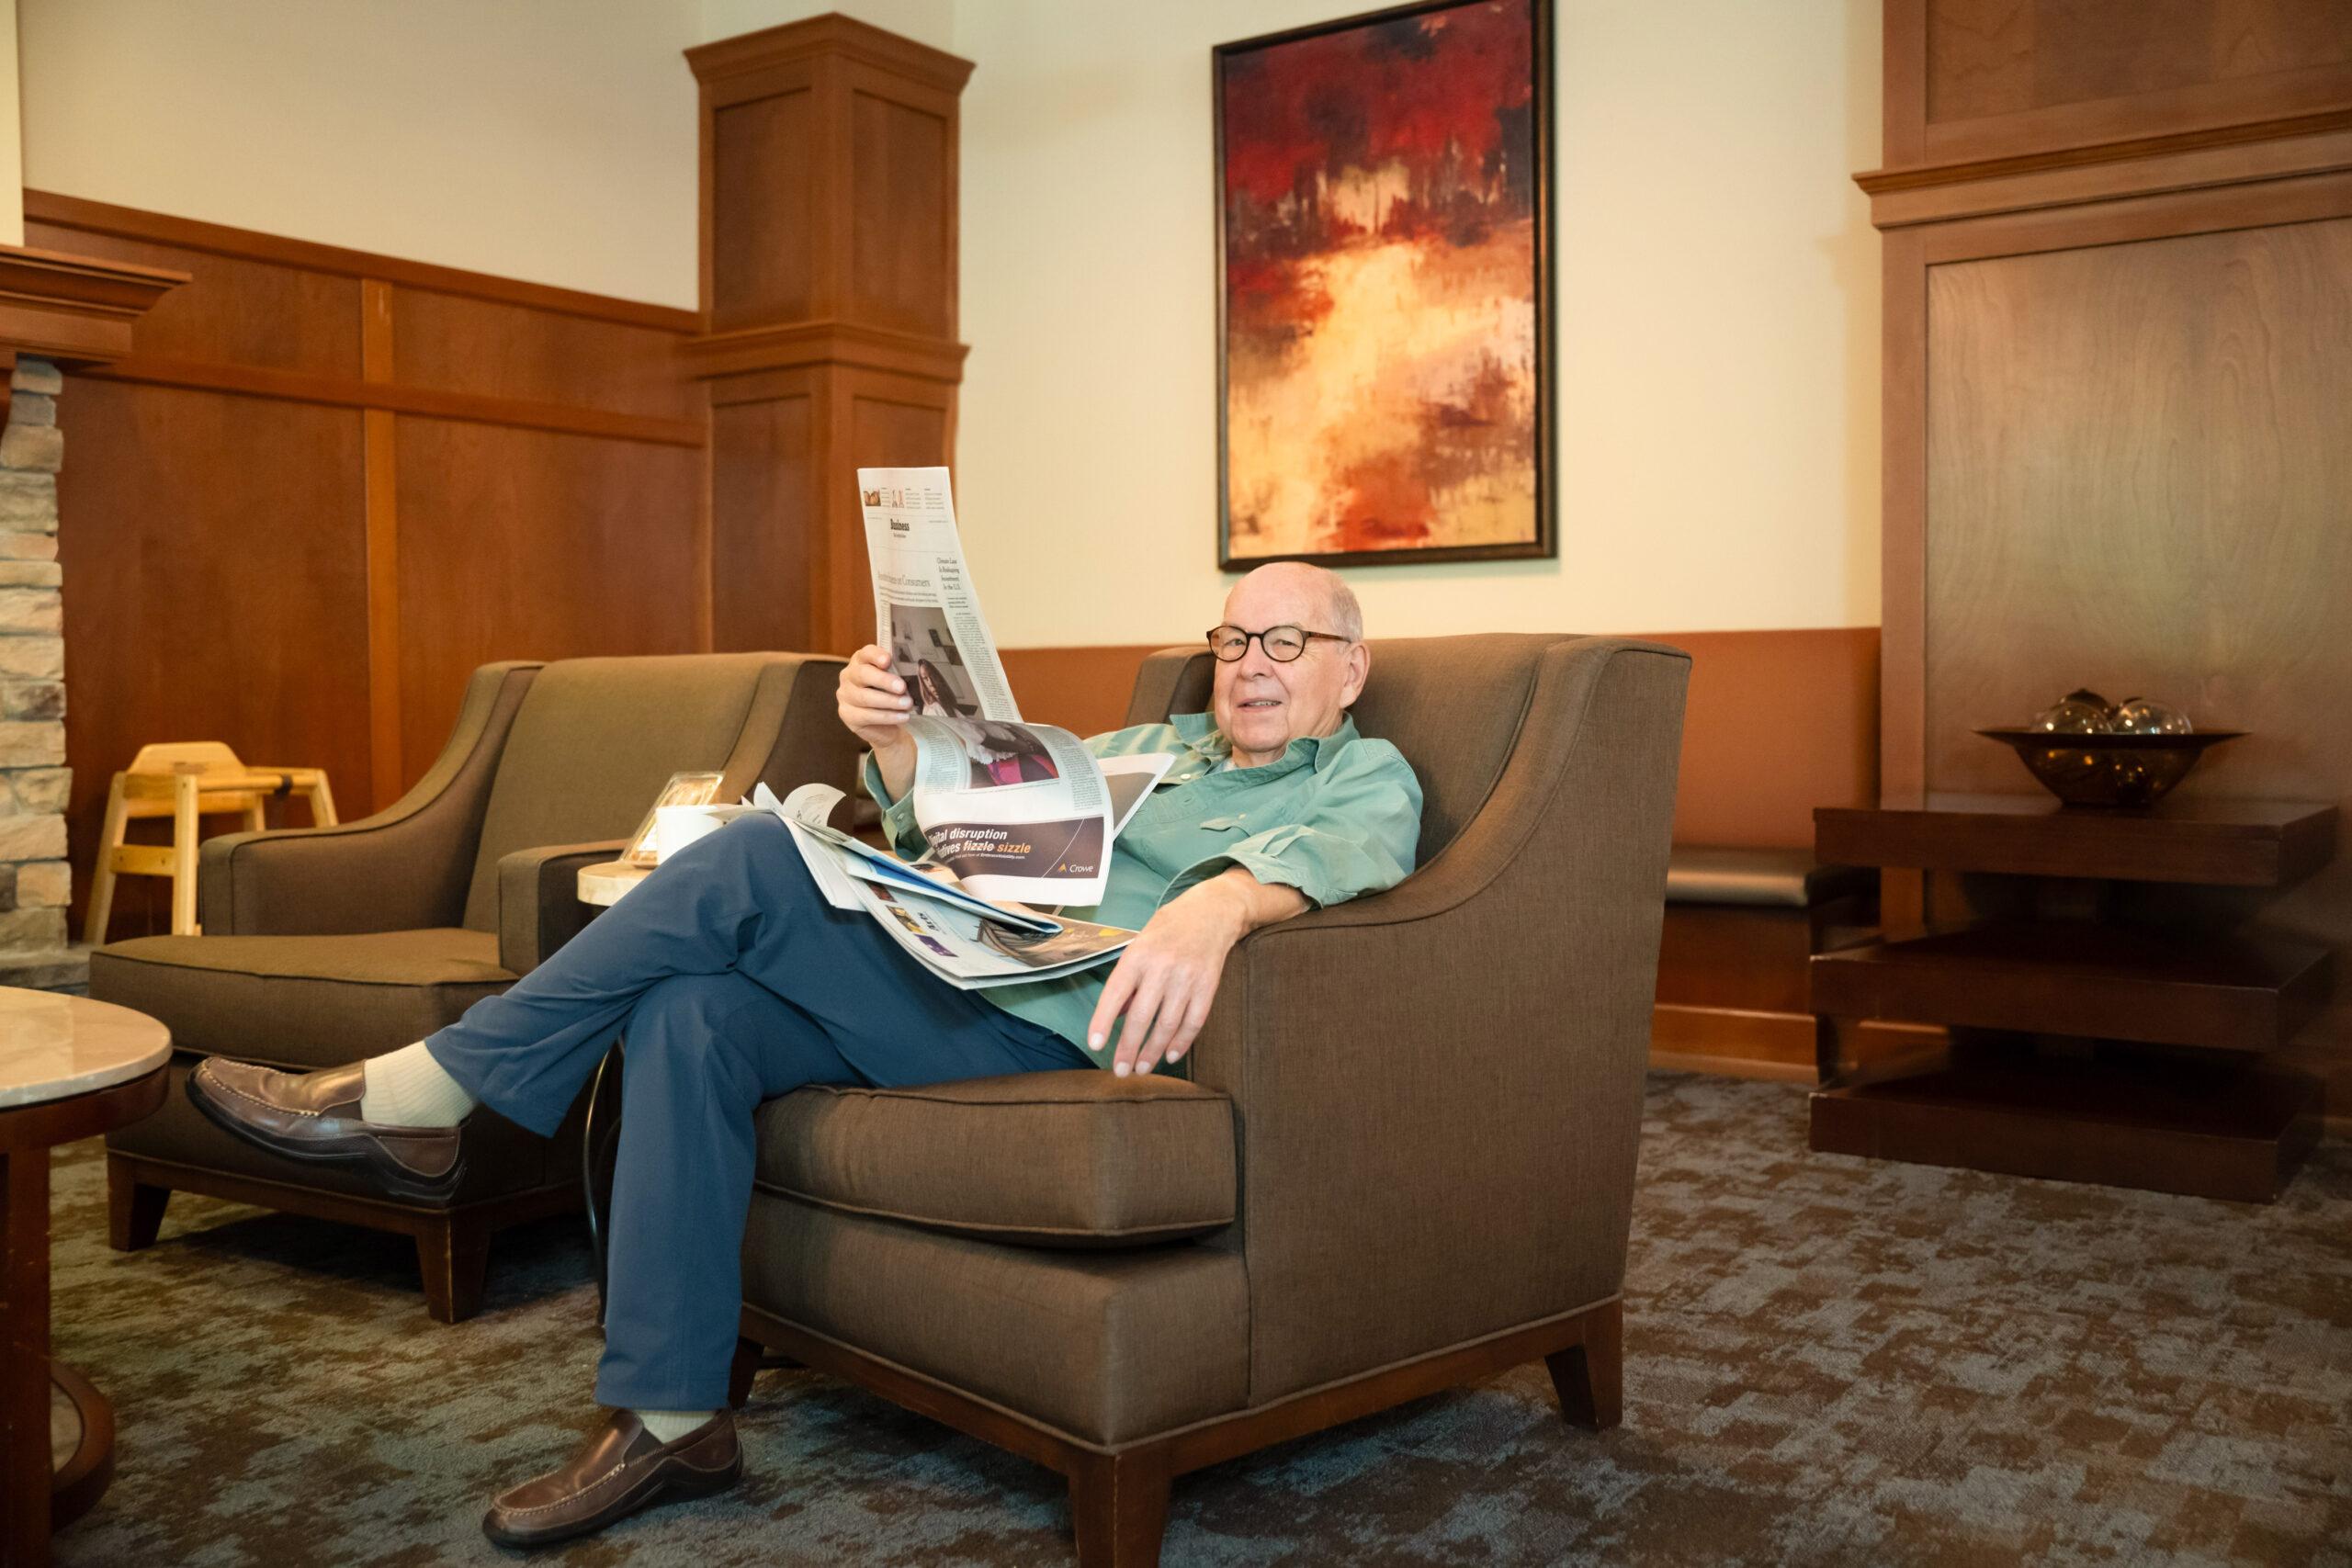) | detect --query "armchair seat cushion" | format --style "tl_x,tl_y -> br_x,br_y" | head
752,1070 -> 1237,1248
89,929 -> 514,1069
